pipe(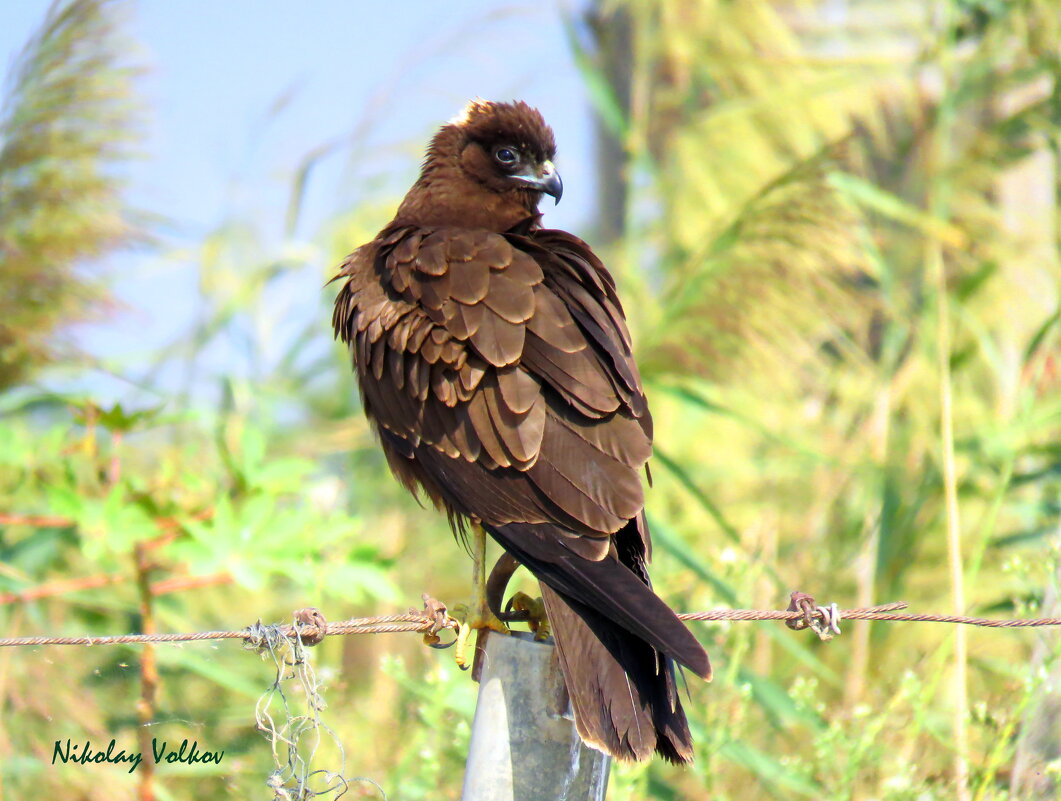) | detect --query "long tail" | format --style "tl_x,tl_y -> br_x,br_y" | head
487,522 -> 711,763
